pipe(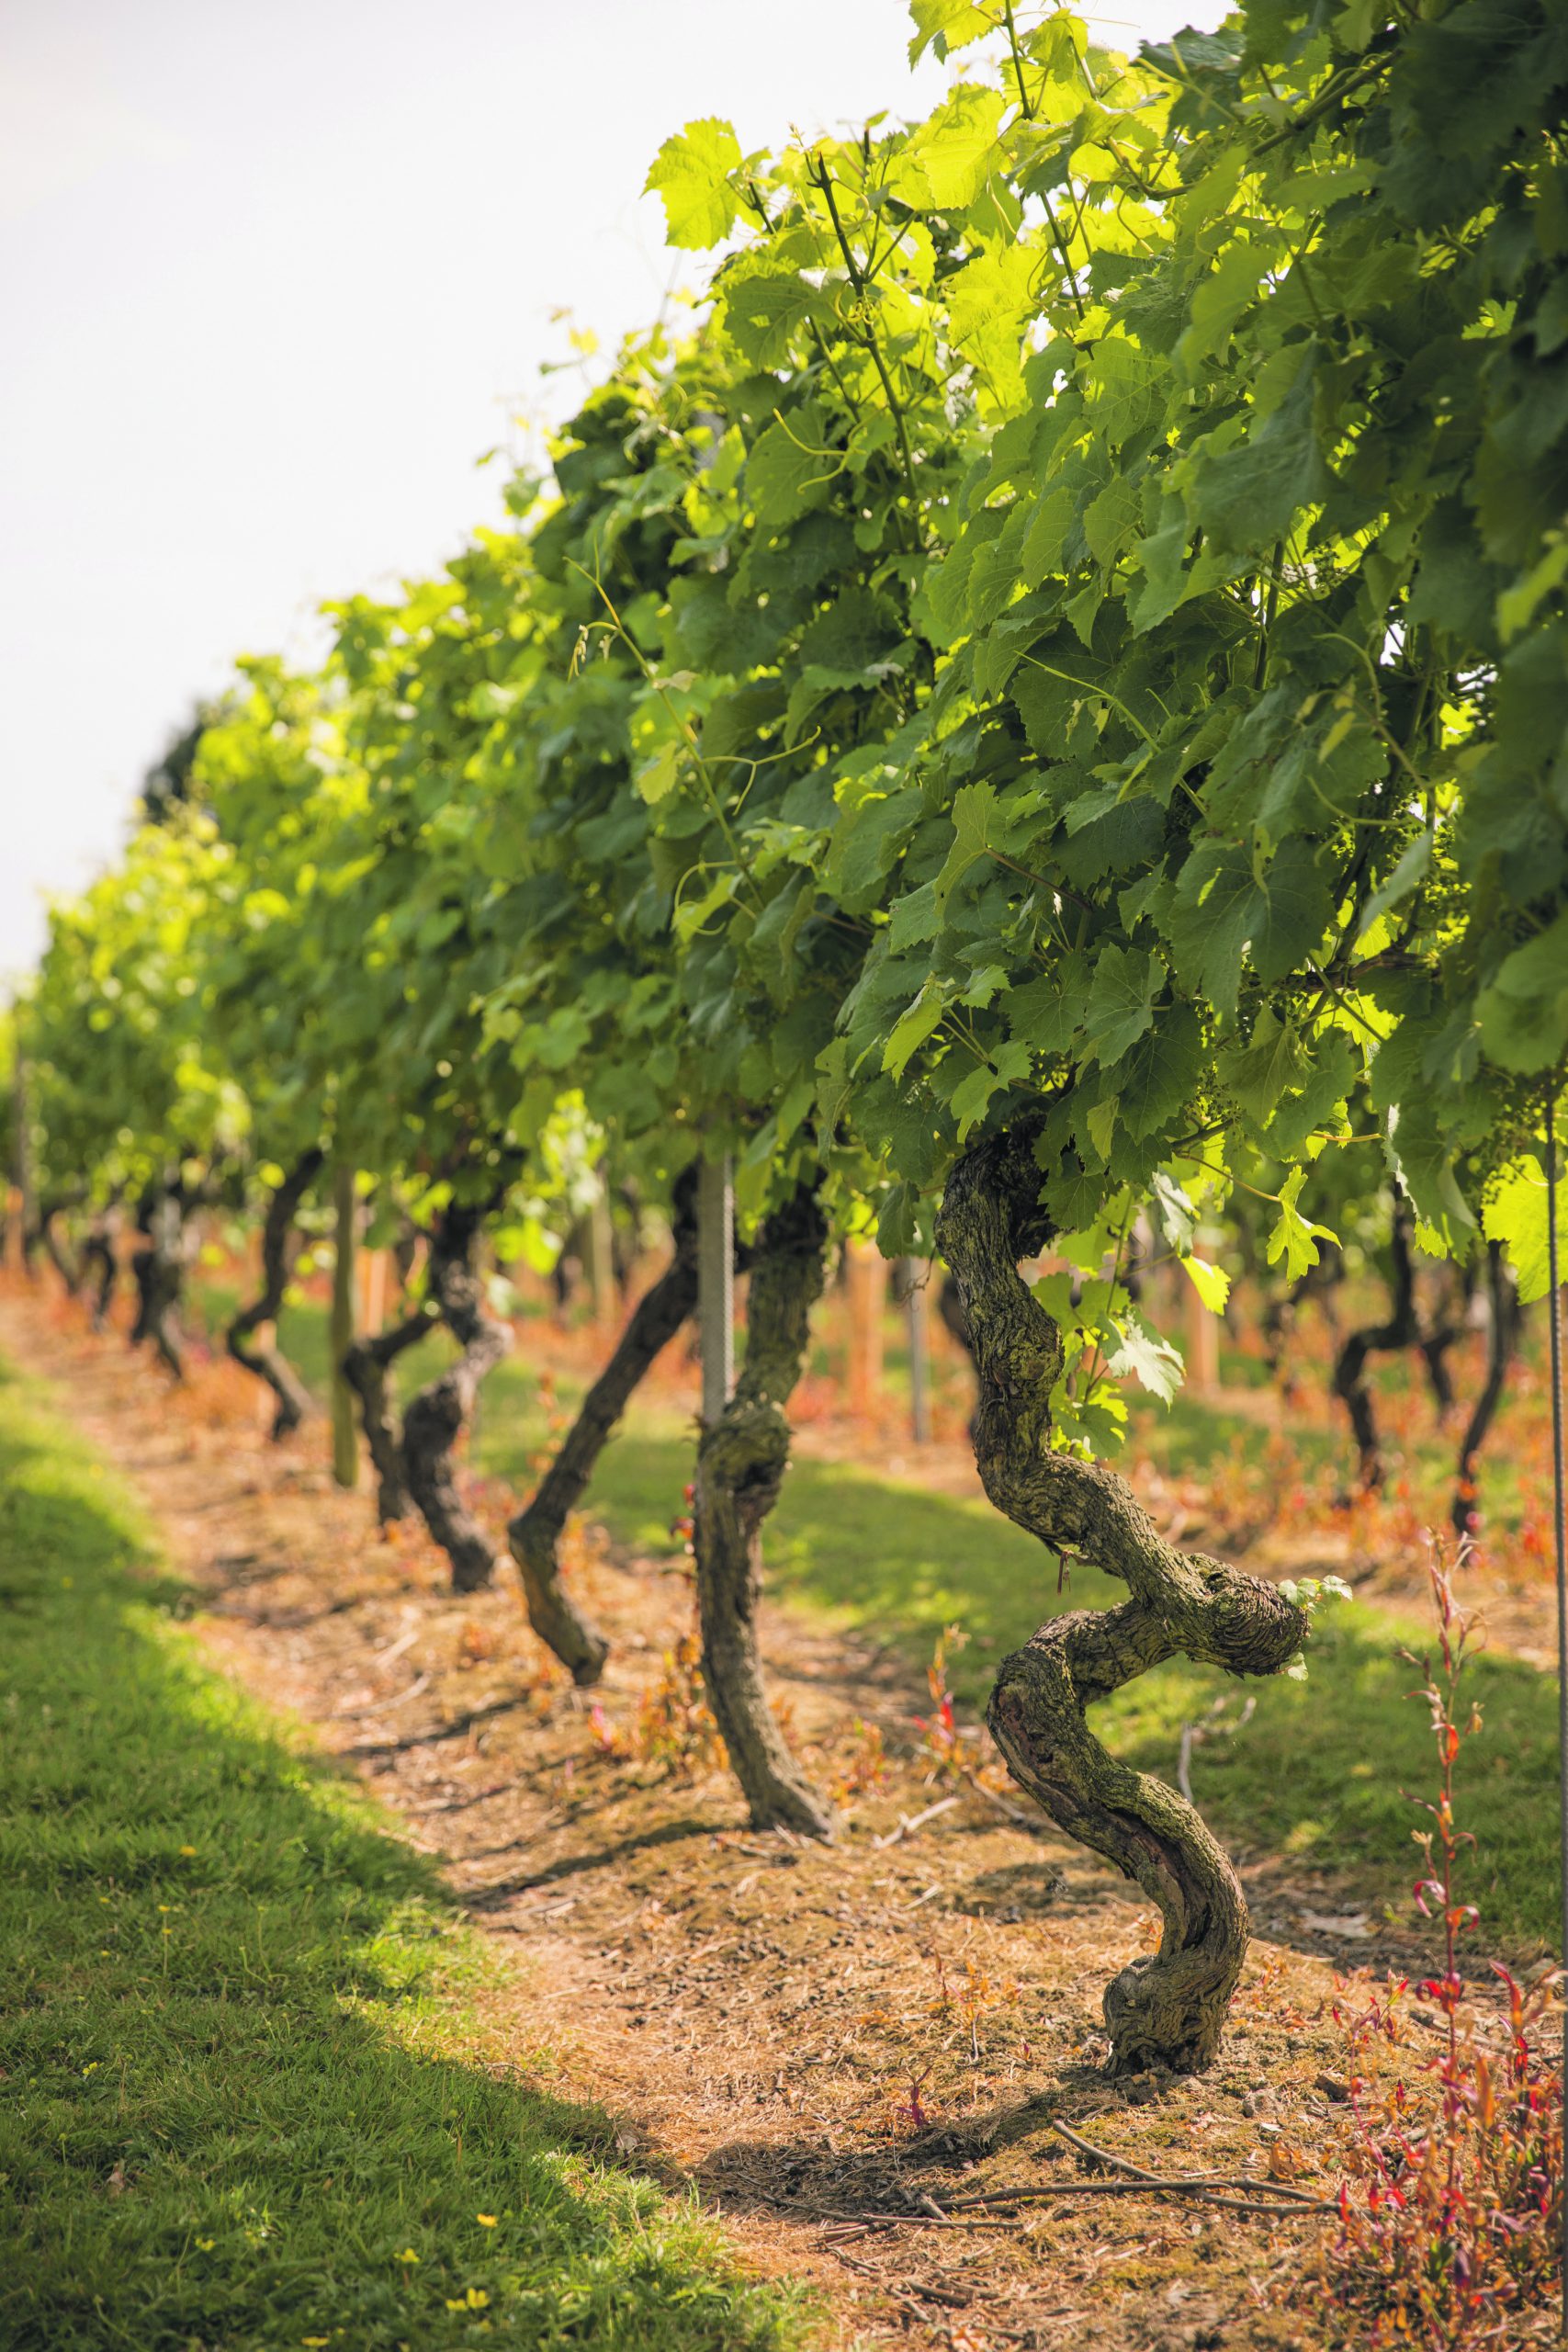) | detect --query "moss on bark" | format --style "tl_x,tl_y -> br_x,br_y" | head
693,1178 -> 833,1841
936,1122 -> 1307,2075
